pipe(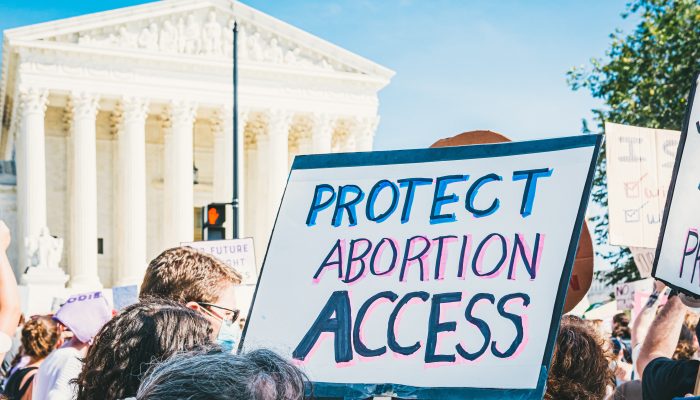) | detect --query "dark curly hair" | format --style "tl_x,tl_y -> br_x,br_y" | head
545,316 -> 613,400
21,316 -> 59,359
75,298 -> 214,400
